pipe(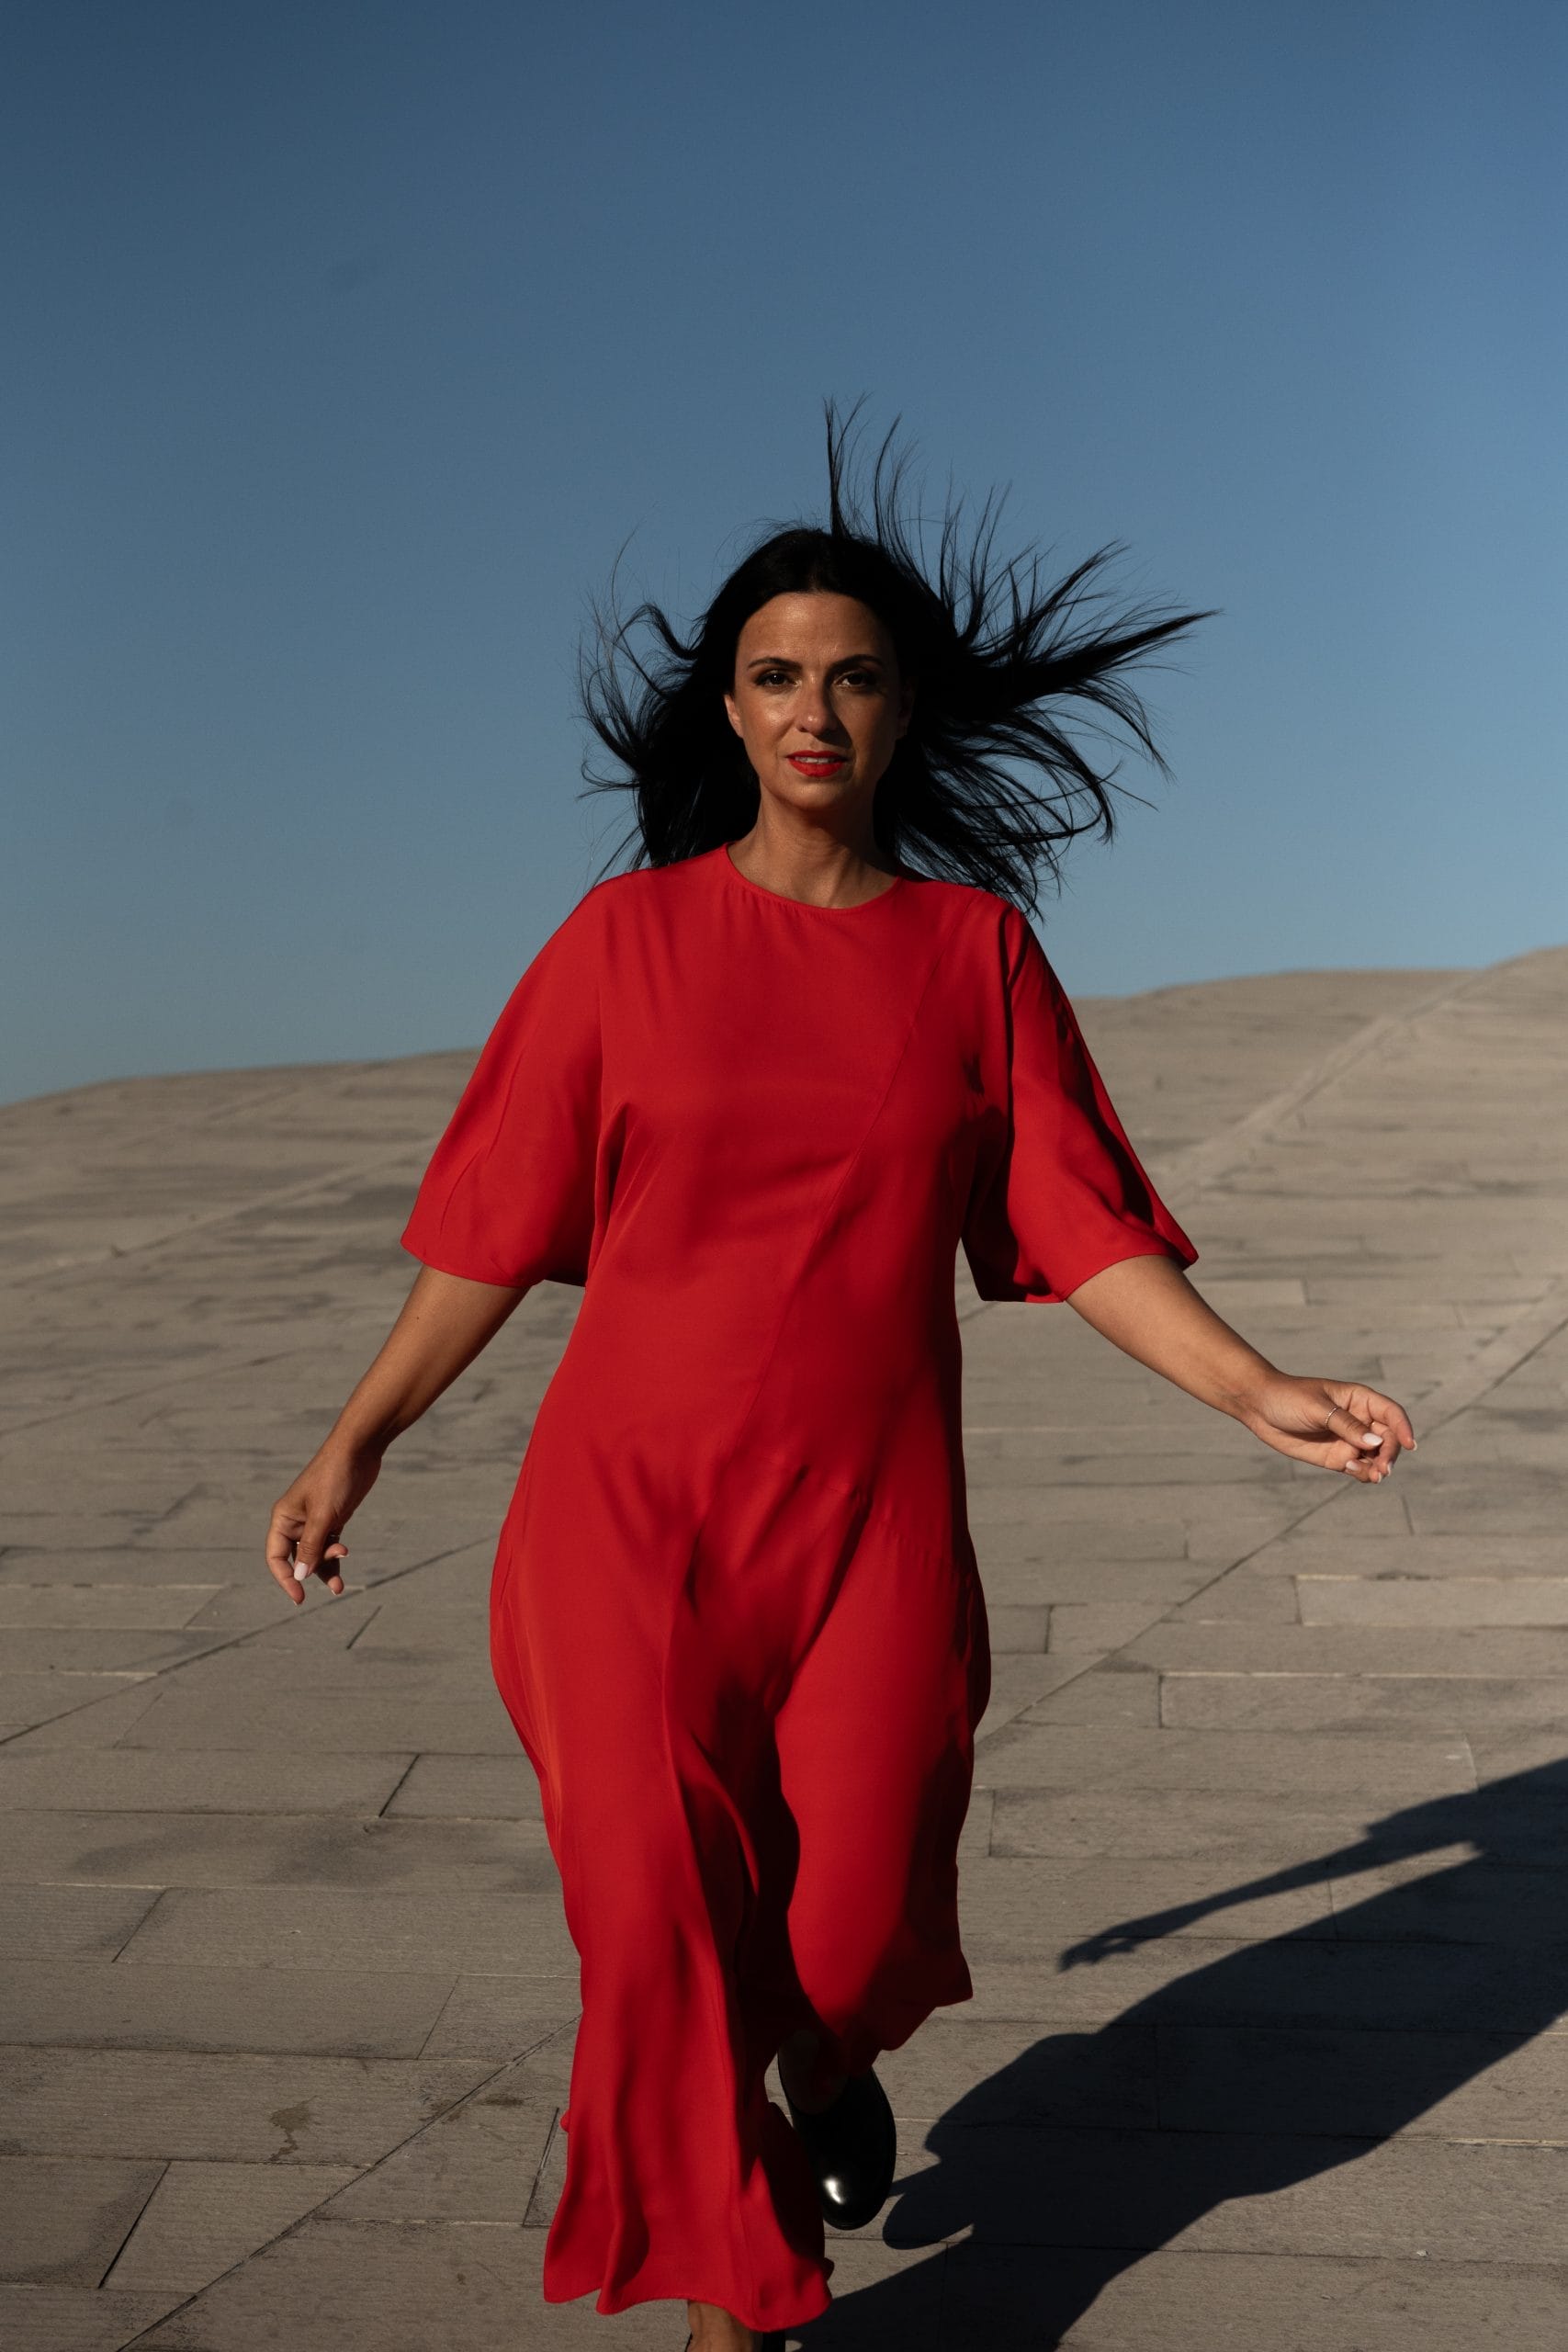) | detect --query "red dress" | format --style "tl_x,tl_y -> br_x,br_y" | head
400,842 -> 1197,2331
